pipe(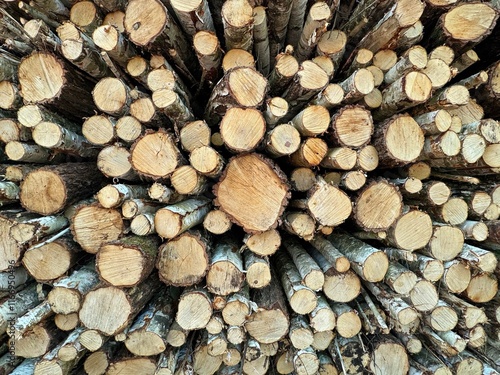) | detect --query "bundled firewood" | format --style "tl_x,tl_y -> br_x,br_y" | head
1,0 -> 500,374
